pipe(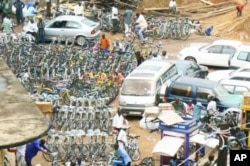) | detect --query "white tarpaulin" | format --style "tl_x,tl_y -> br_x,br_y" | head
158,111 -> 184,126
190,134 -> 219,148
153,136 -> 184,156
